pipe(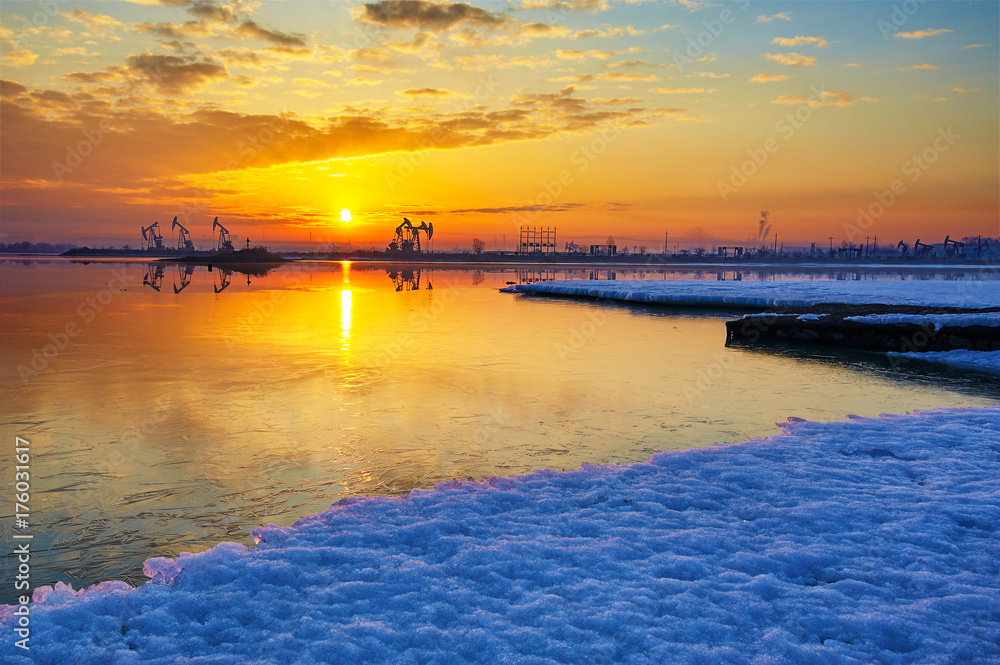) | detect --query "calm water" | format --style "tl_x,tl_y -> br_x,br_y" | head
1,258 -> 998,600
